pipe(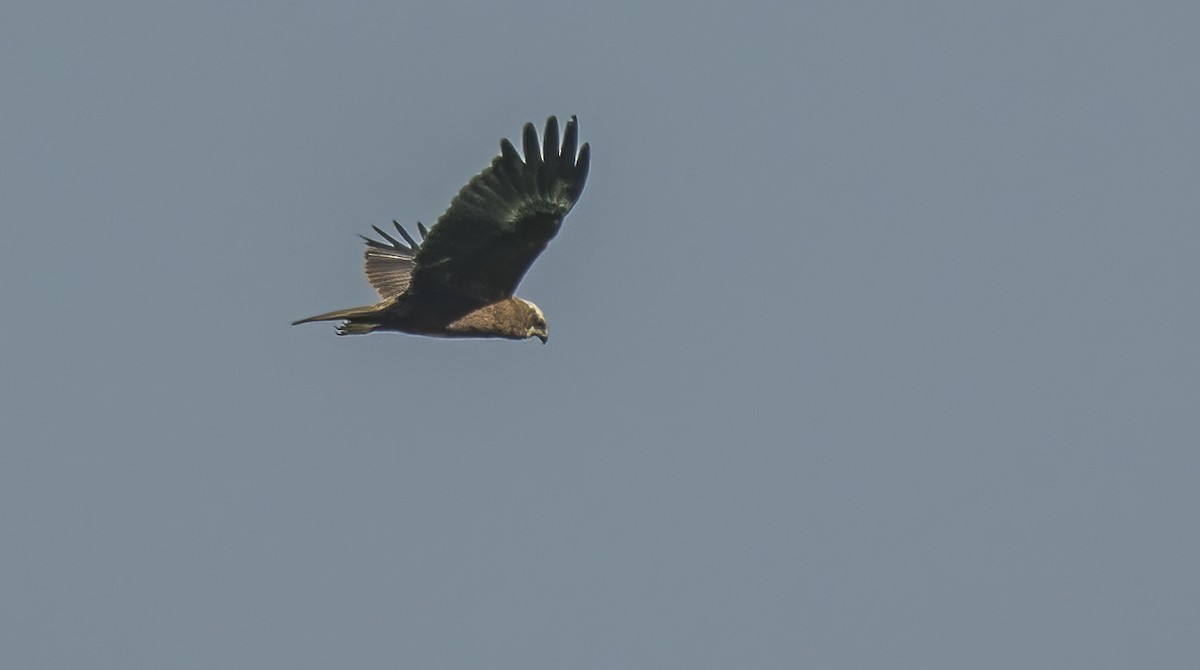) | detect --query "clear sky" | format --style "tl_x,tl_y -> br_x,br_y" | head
2,1 -> 1198,668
